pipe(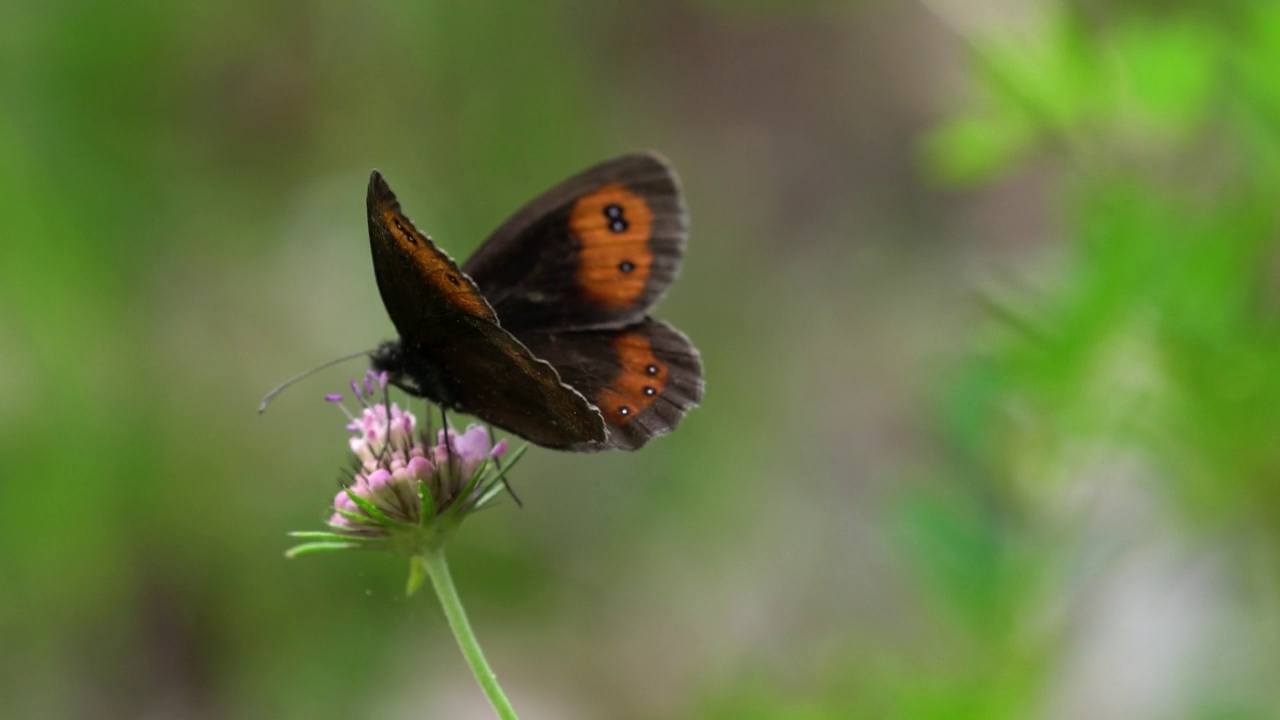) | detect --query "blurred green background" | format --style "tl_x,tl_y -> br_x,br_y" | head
5,0 -> 1280,718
